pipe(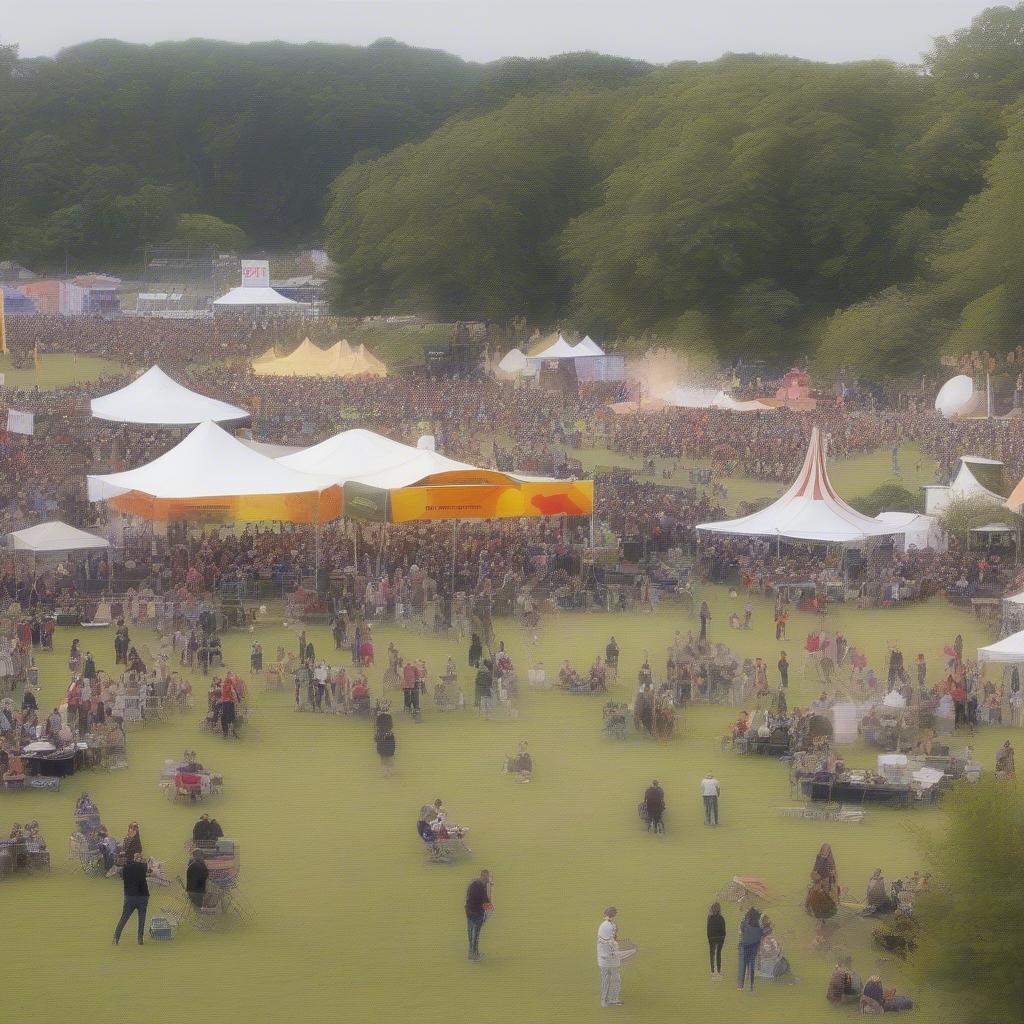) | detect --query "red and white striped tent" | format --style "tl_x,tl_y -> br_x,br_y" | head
697,427 -> 909,543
